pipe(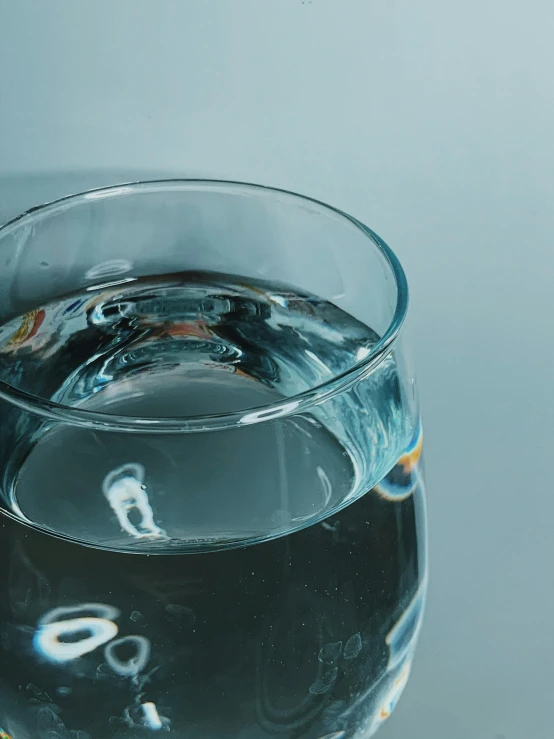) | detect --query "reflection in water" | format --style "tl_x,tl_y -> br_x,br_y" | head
34,603 -> 121,663
32,600 -> 163,732
38,603 -> 120,626
318,641 -> 342,664
102,463 -> 167,540
34,617 -> 118,664
104,635 -> 151,677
